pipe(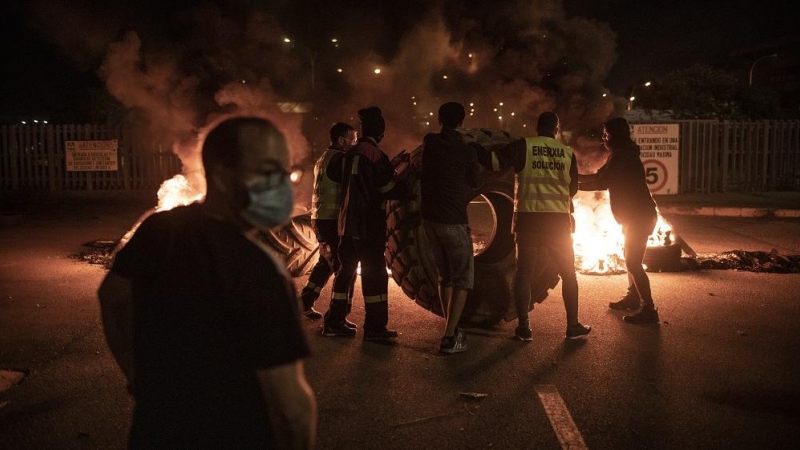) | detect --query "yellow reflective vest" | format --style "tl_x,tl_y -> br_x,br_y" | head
515,136 -> 573,213
311,148 -> 343,220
